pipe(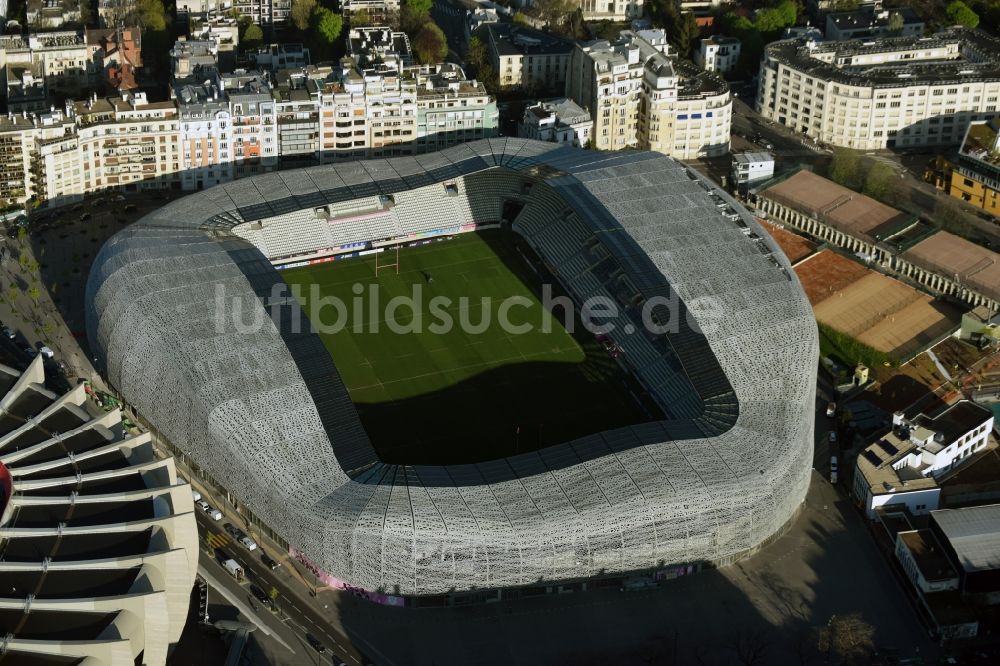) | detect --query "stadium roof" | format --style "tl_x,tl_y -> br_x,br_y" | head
86,139 -> 817,596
